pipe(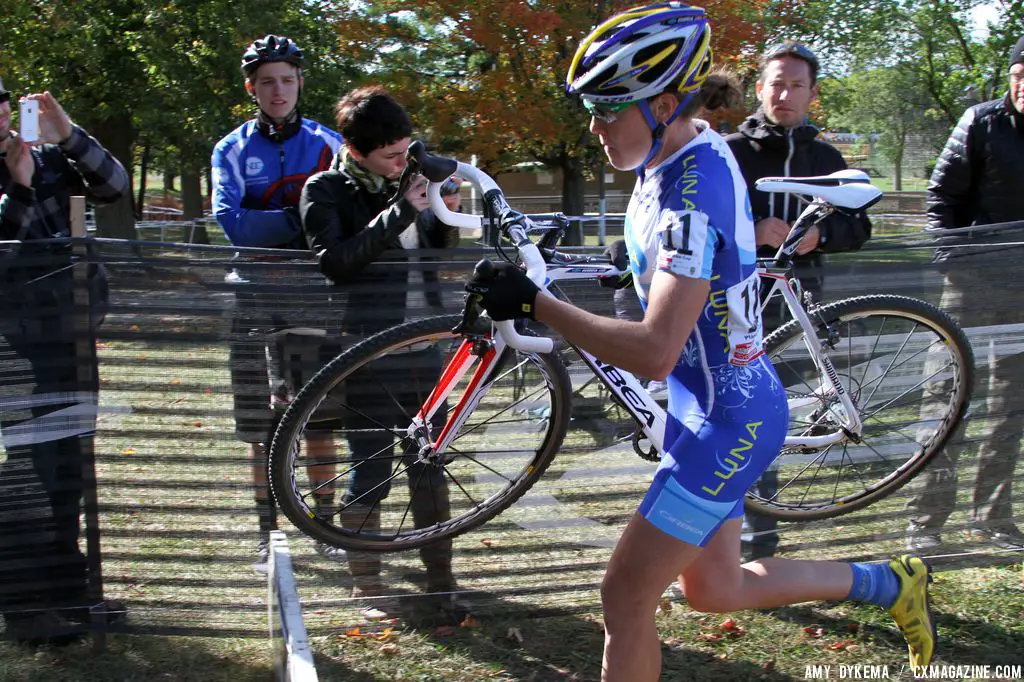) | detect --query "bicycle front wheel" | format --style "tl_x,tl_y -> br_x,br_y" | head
746,294 -> 974,521
269,314 -> 572,551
